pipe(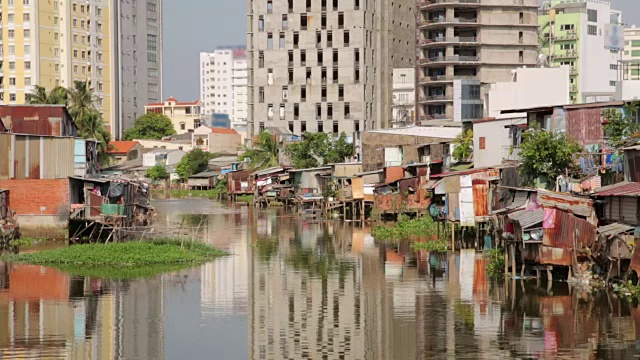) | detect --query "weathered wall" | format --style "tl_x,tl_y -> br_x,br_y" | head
209,133 -> 242,155
0,179 -> 69,229
361,132 -> 450,171
0,106 -> 77,137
